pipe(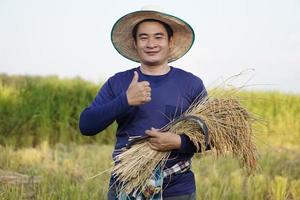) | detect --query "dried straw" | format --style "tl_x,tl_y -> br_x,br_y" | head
112,90 -> 258,196
113,143 -> 169,195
